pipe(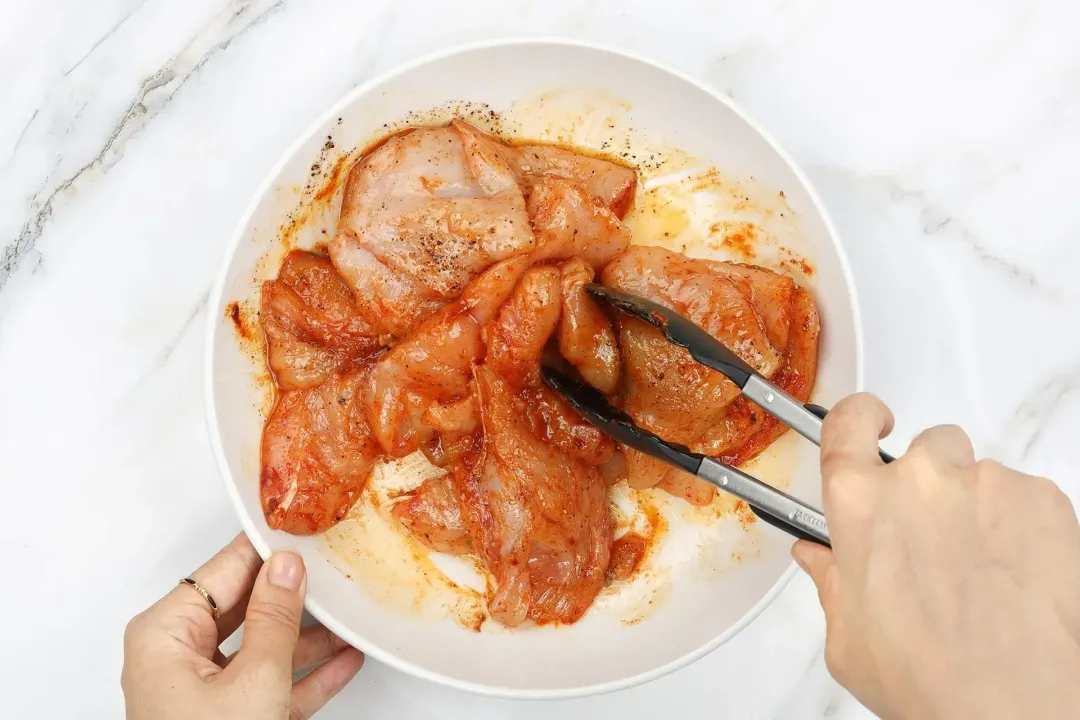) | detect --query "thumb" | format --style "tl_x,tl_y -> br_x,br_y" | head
792,540 -> 838,615
233,551 -> 307,681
